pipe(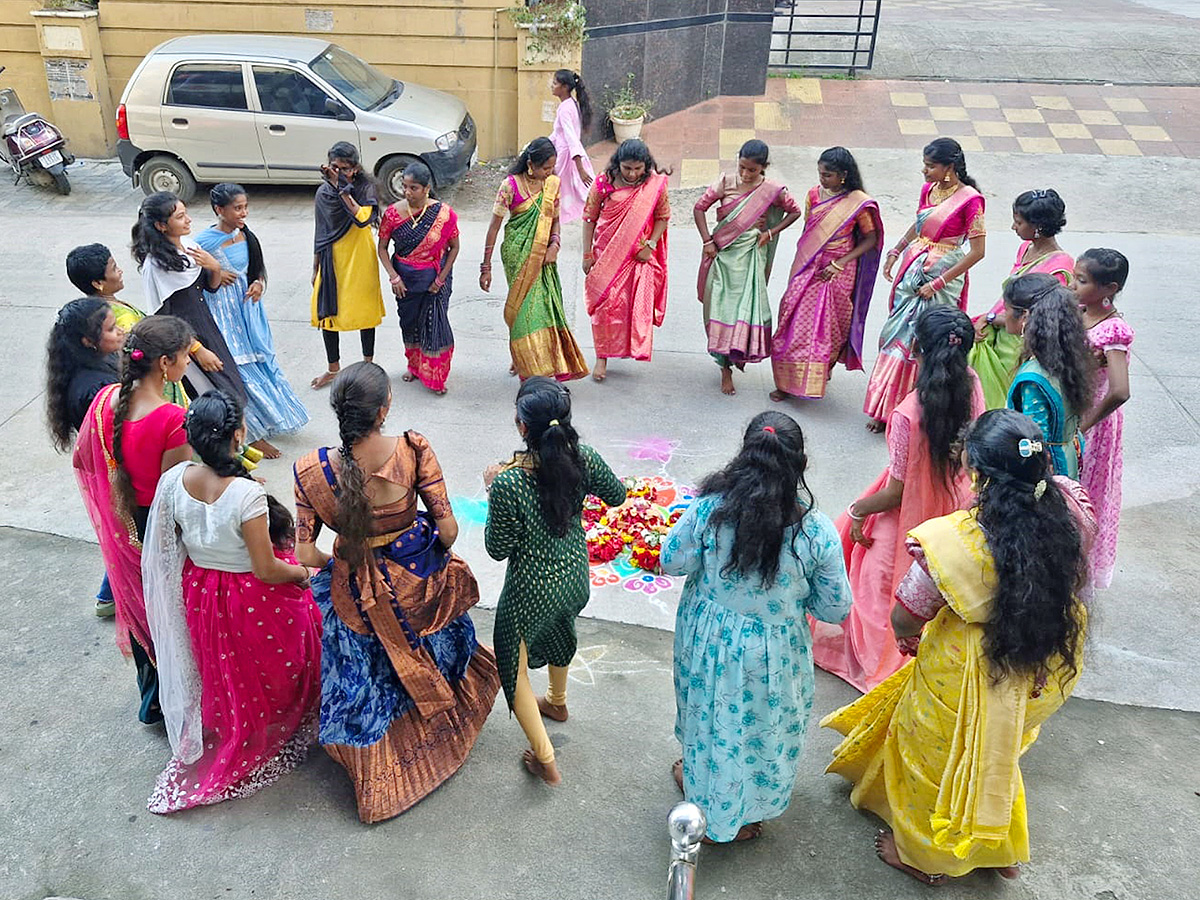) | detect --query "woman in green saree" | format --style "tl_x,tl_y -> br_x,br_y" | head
480,138 -> 589,382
